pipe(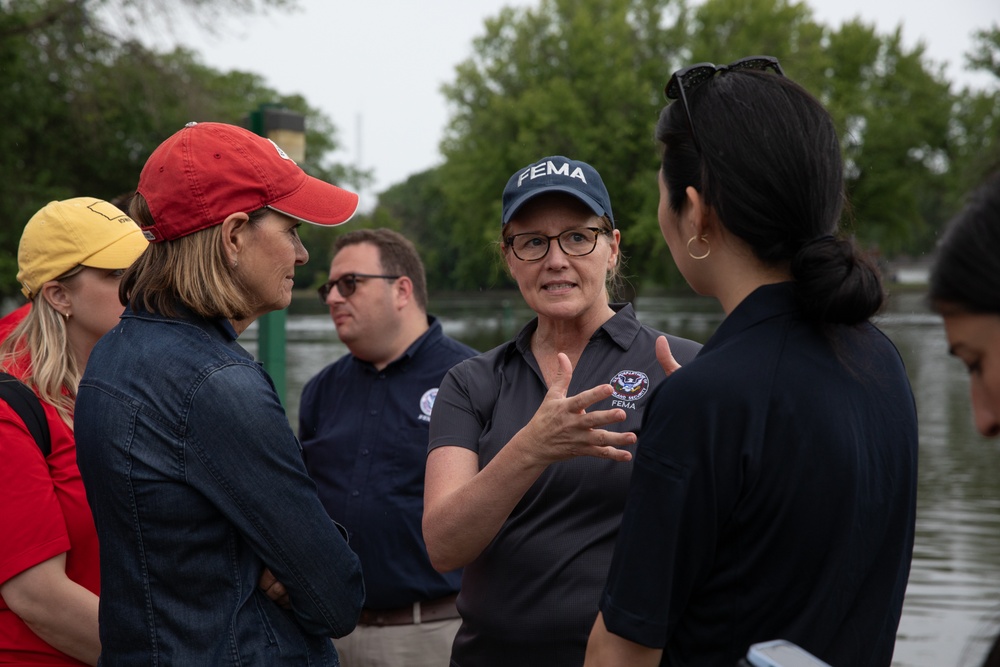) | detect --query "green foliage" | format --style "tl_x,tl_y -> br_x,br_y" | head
686,0 -> 823,64
951,25 -> 1000,187
820,23 -> 953,254
966,25 -> 1000,78
372,169 -> 467,291
0,0 -> 357,298
393,0 -> 997,291
299,168 -> 492,295
437,0 -> 688,291
3,0 -> 996,299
